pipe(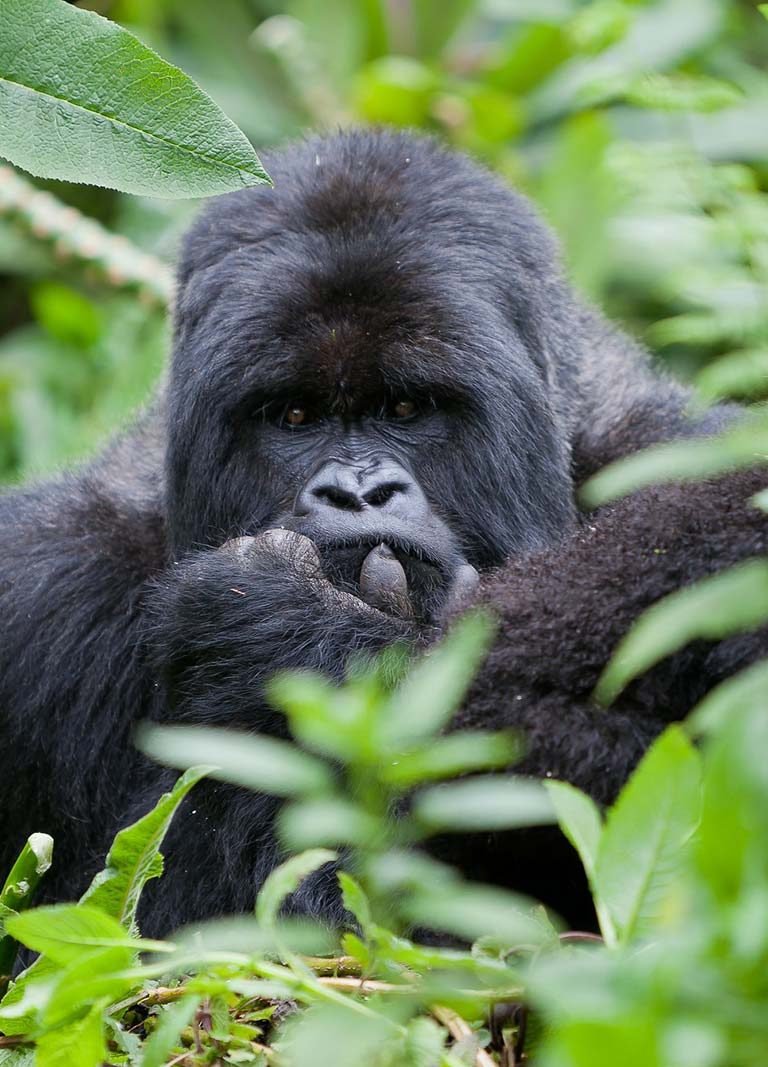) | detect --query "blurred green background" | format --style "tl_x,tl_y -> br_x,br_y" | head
1,0 -> 767,484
